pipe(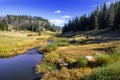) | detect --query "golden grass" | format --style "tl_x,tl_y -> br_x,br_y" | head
41,67 -> 86,80
55,41 -> 120,59
0,31 -> 53,57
